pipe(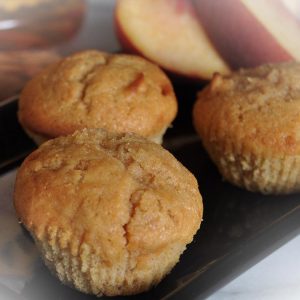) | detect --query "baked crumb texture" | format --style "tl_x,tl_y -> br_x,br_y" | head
193,62 -> 300,194
14,129 -> 202,296
18,50 -> 177,144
